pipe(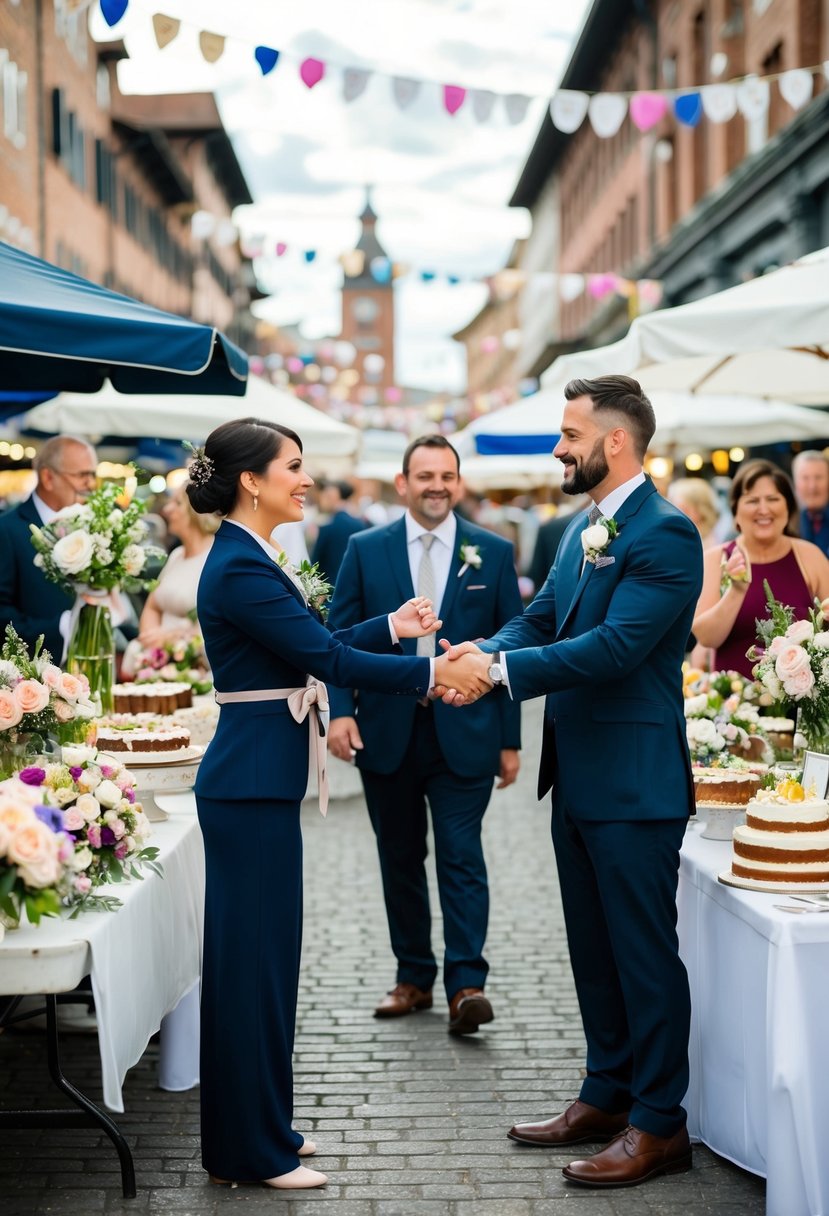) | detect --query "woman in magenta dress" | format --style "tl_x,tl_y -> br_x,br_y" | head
693,460 -> 829,677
